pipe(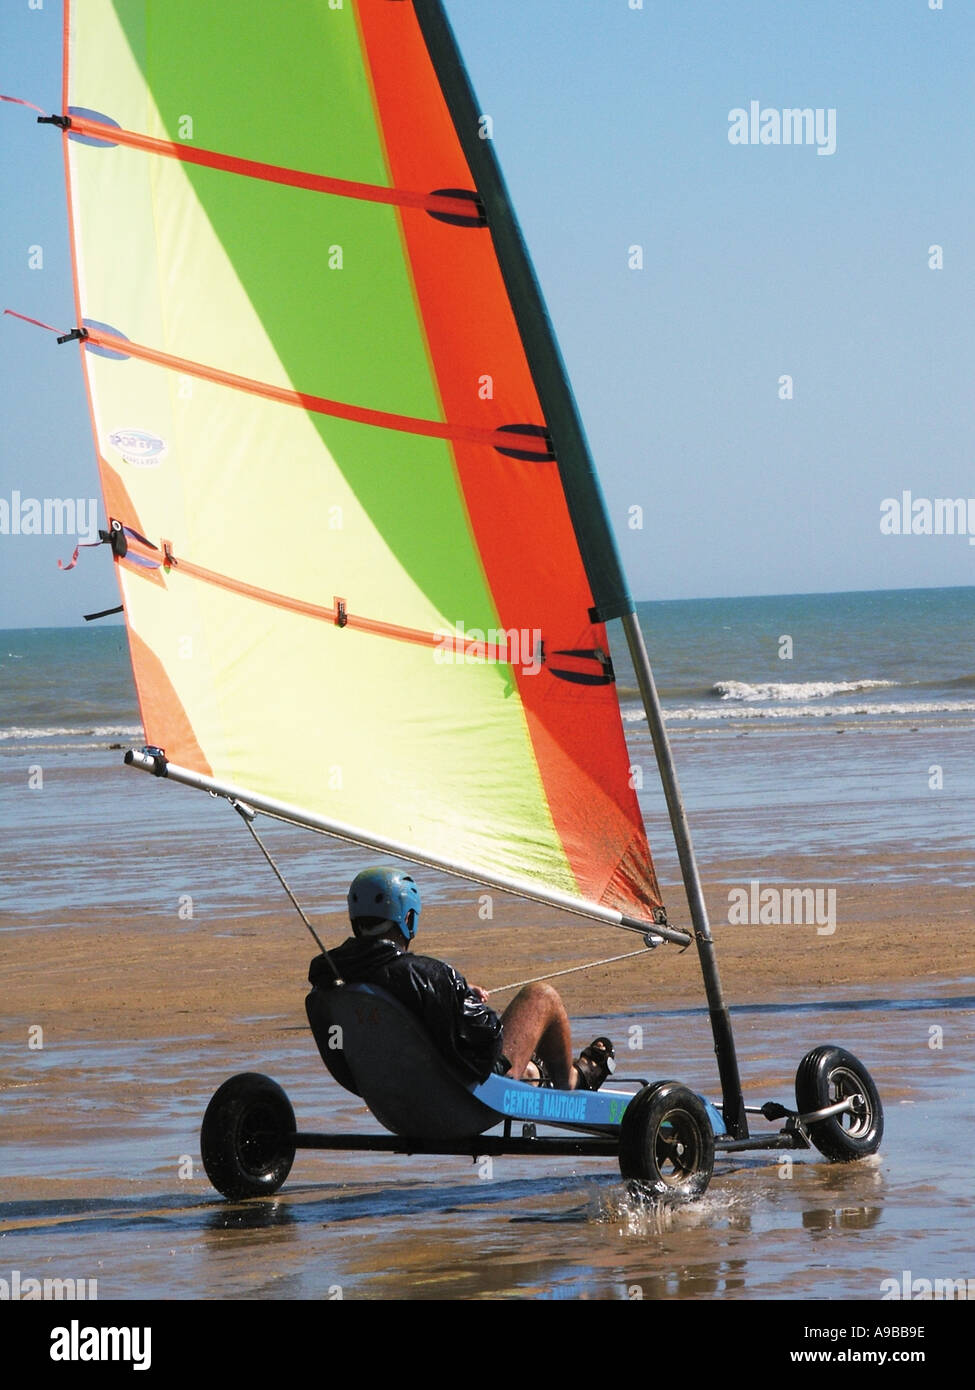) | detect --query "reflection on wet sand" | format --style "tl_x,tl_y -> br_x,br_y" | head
1,983 -> 971,1300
